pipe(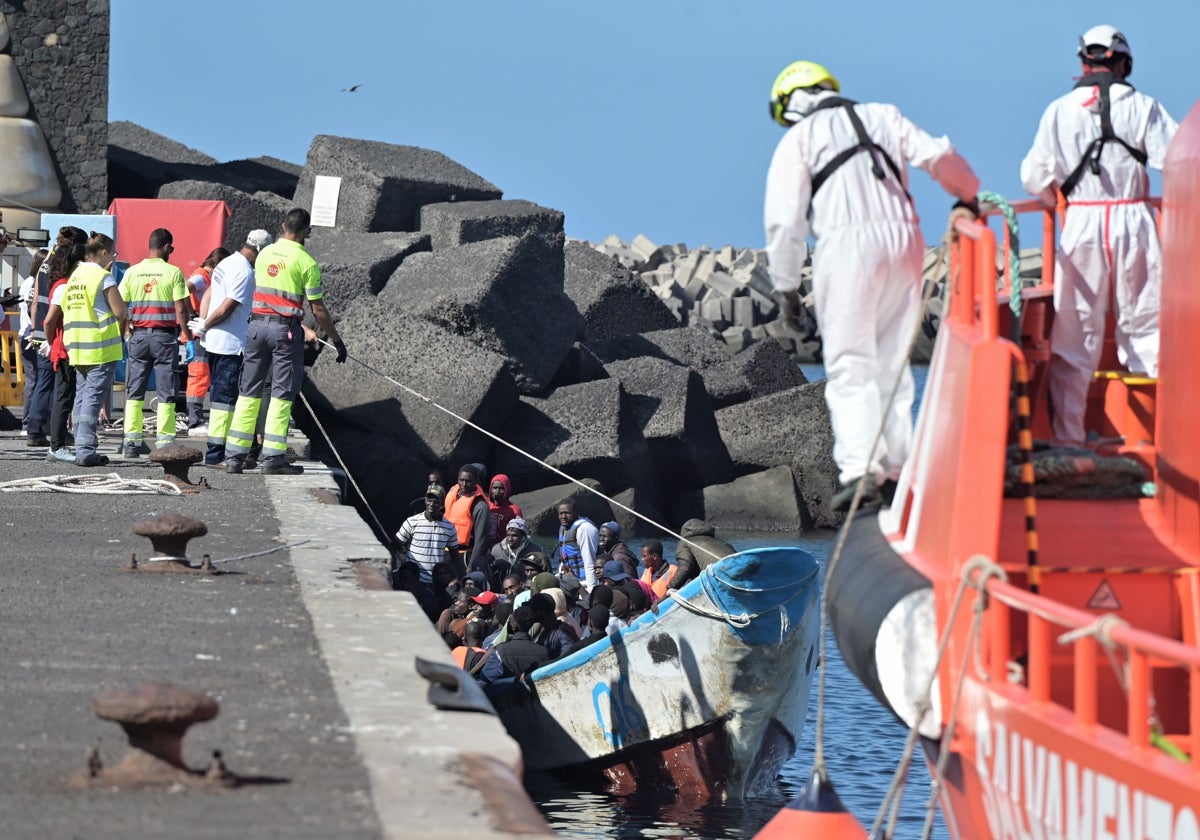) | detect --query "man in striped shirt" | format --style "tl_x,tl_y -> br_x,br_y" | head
393,483 -> 462,588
